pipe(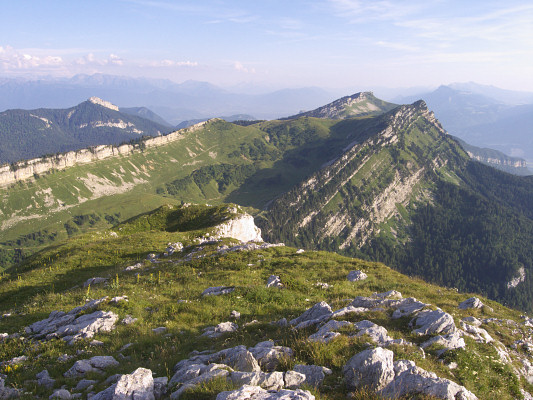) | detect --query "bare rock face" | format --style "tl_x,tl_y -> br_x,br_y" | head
213,214 -> 262,242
